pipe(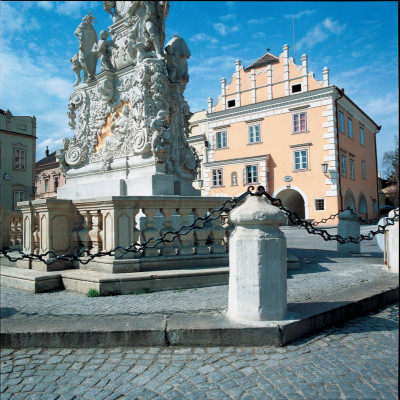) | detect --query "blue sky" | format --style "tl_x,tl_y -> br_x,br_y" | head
1,1 -> 398,174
